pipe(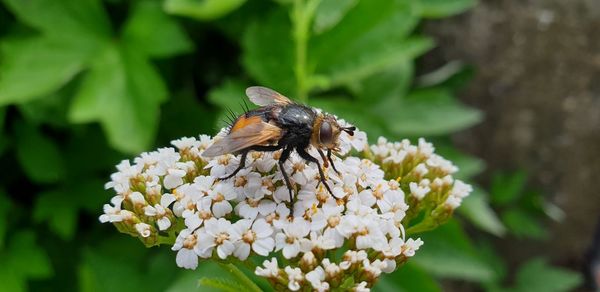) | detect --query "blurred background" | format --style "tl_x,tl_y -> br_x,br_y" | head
0,0 -> 597,291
